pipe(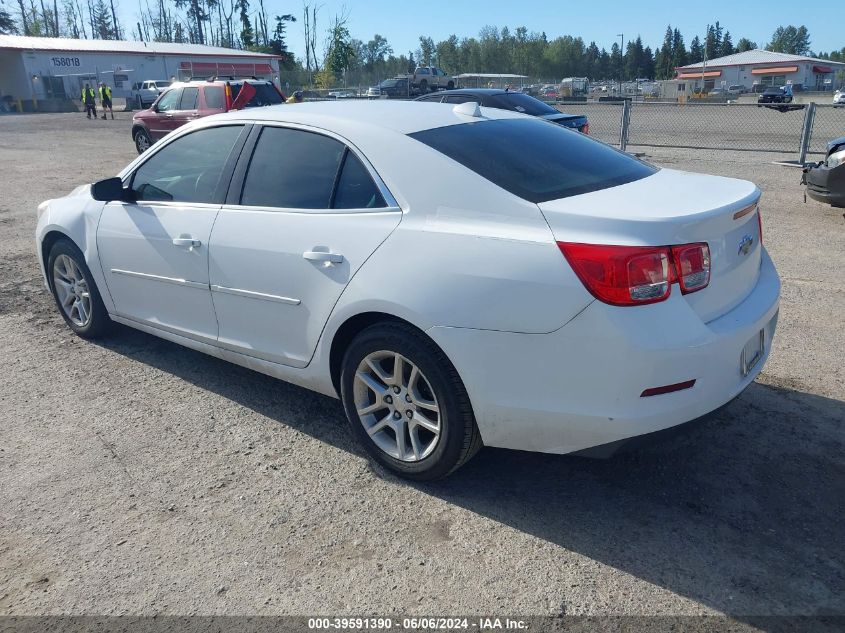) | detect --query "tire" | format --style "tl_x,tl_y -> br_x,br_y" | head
419,79 -> 428,94
134,128 -> 152,154
446,80 -> 455,90
340,322 -> 482,481
136,94 -> 143,110
47,239 -> 111,339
